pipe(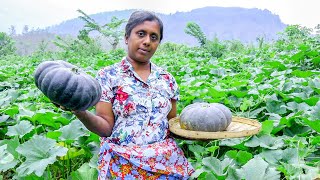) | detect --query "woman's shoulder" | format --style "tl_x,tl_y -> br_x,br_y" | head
155,66 -> 177,83
152,63 -> 174,77
97,61 -> 123,77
